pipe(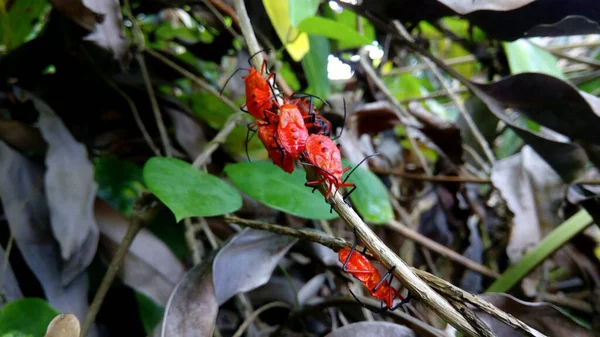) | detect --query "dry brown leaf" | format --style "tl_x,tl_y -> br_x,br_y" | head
95,199 -> 185,305
49,0 -> 104,30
